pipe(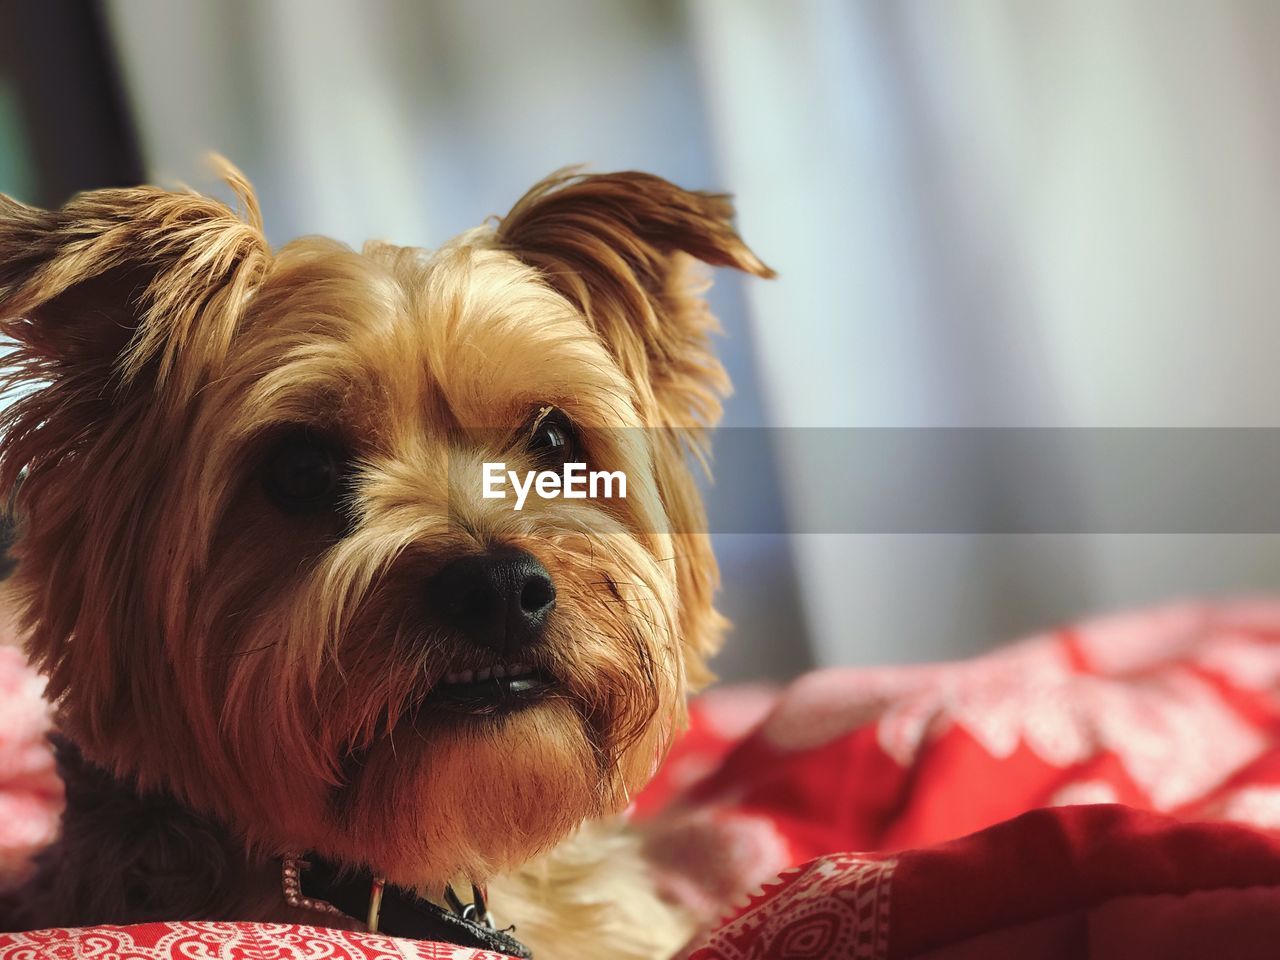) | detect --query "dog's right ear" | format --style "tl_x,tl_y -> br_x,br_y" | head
0,171 -> 270,489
